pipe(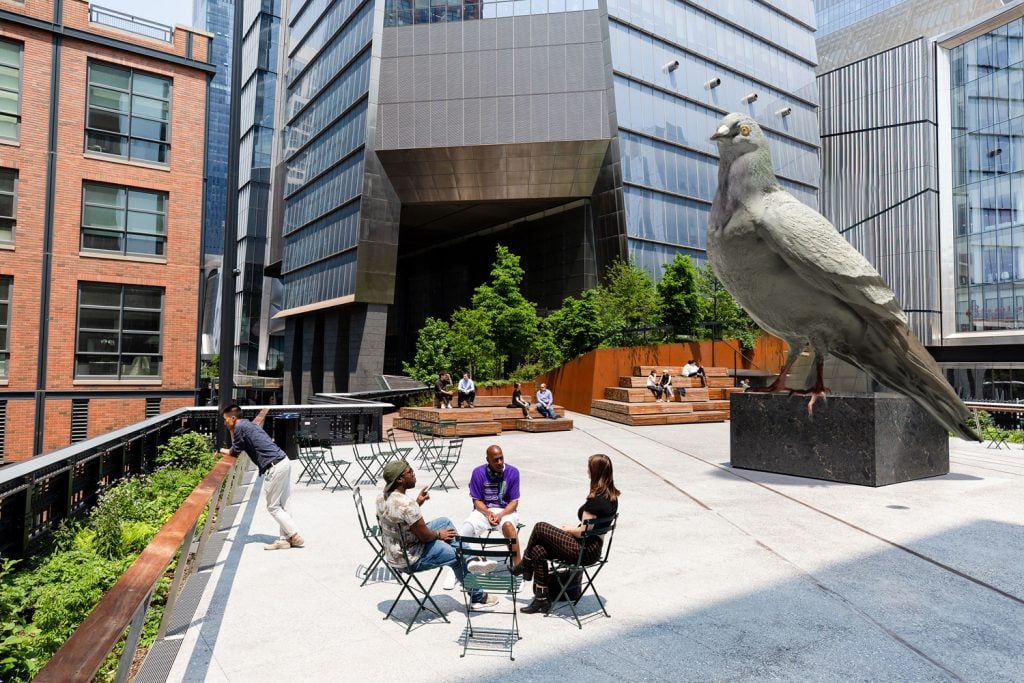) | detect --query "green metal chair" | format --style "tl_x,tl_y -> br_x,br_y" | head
294,432 -> 328,484
428,437 -> 462,491
386,427 -> 413,461
545,514 -> 619,629
352,487 -> 385,587
455,535 -> 523,660
351,442 -> 380,485
320,445 -> 354,491
381,523 -> 450,634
